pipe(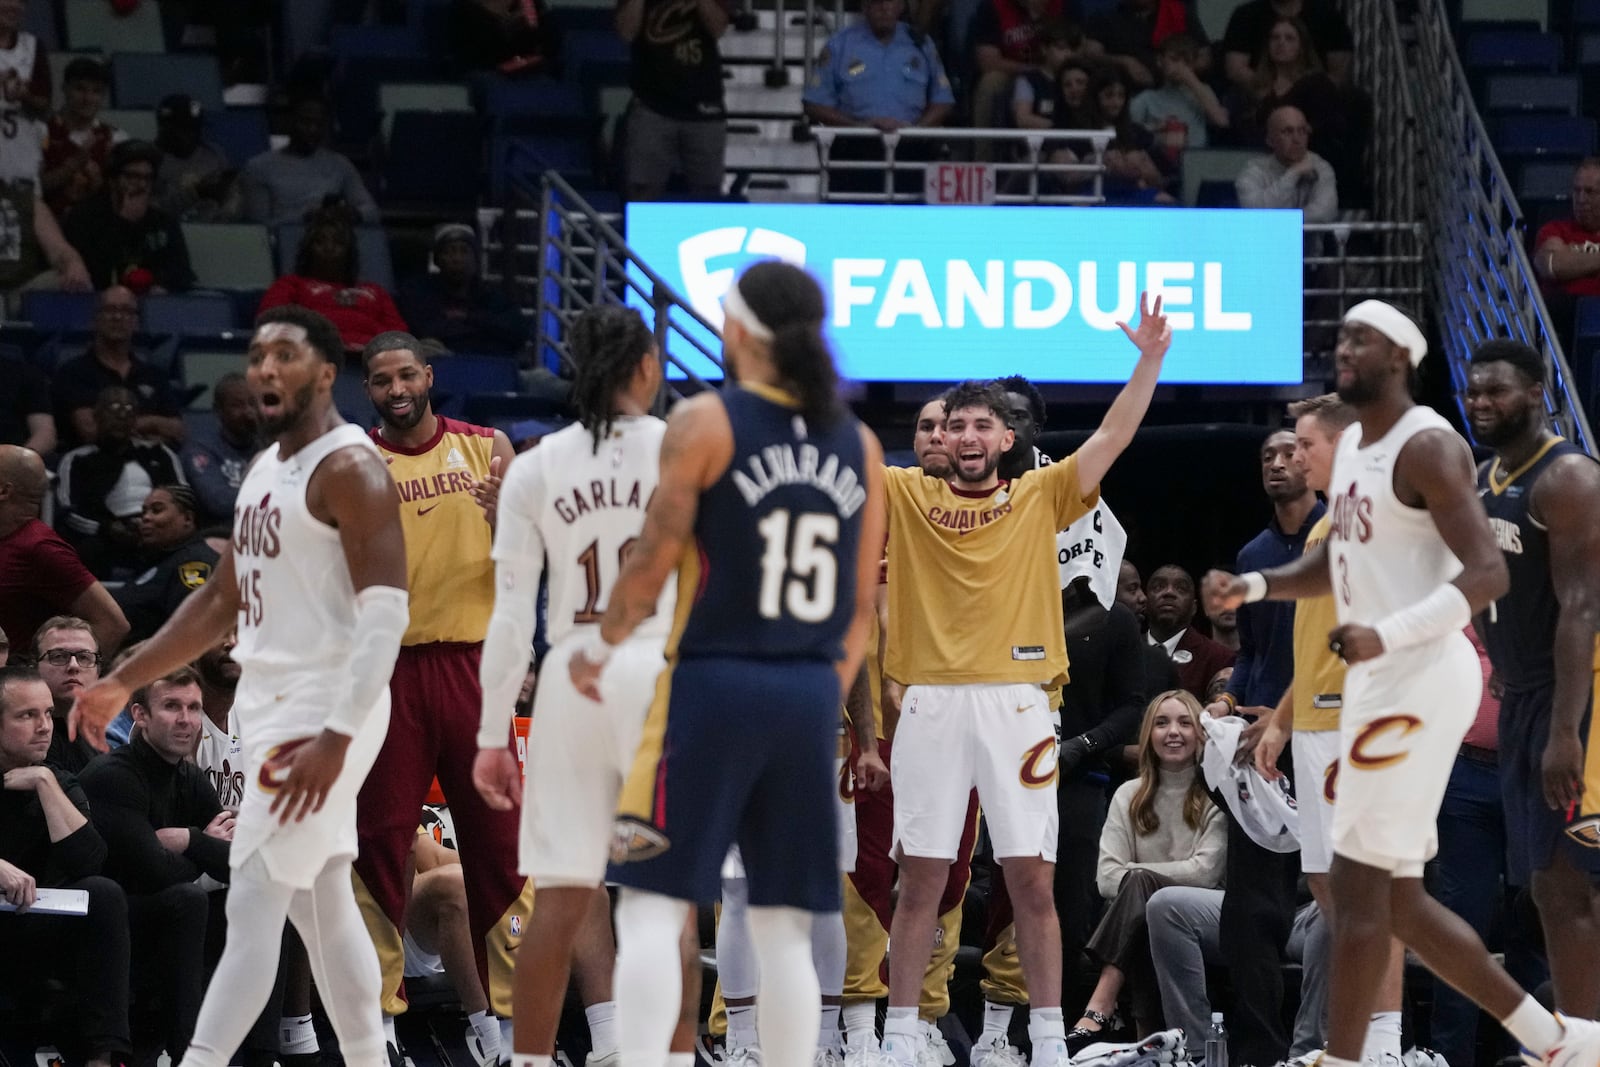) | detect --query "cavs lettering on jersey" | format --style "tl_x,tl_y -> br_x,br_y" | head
373,417 -> 497,645
1291,513 -> 1344,731
884,455 -> 1097,687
